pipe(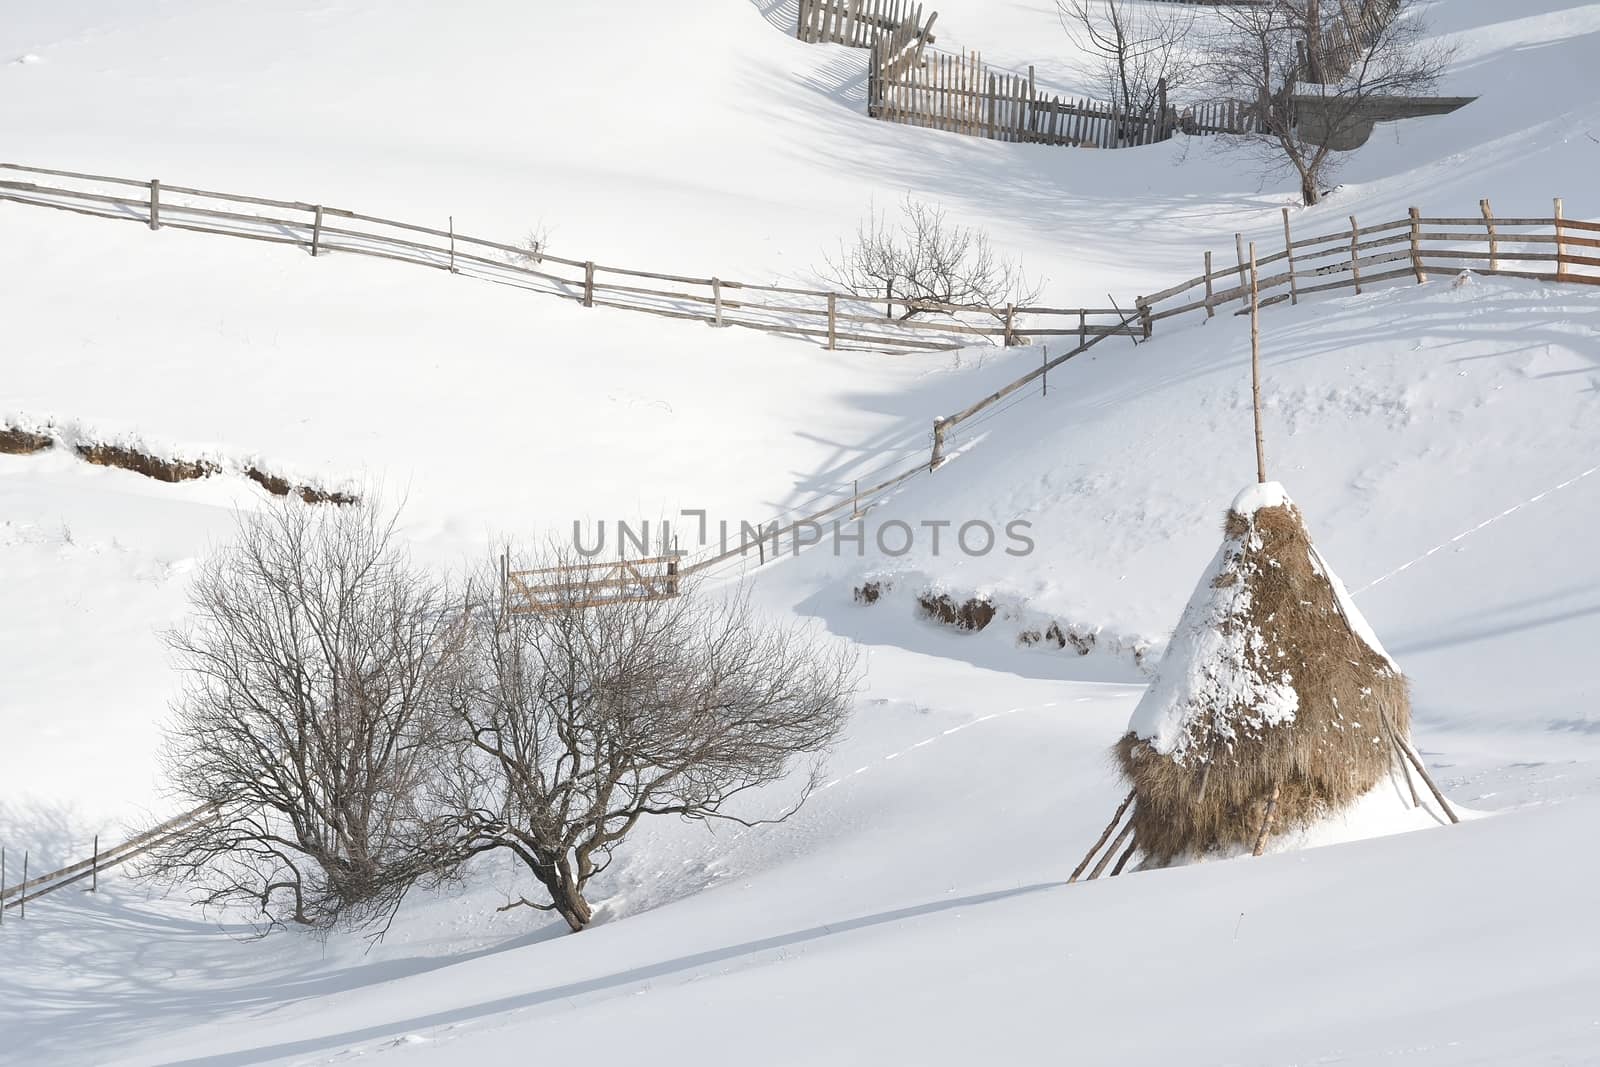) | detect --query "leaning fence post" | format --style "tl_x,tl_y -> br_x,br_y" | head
311,205 -> 325,258
1281,207 -> 1299,305
583,261 -> 595,308
149,179 -> 161,231
1349,214 -> 1363,294
1480,198 -> 1499,272
1409,206 -> 1427,284
930,417 -> 946,471
1204,250 -> 1215,318
1235,233 -> 1250,309
827,293 -> 838,350
712,278 -> 725,327
1554,197 -> 1567,280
